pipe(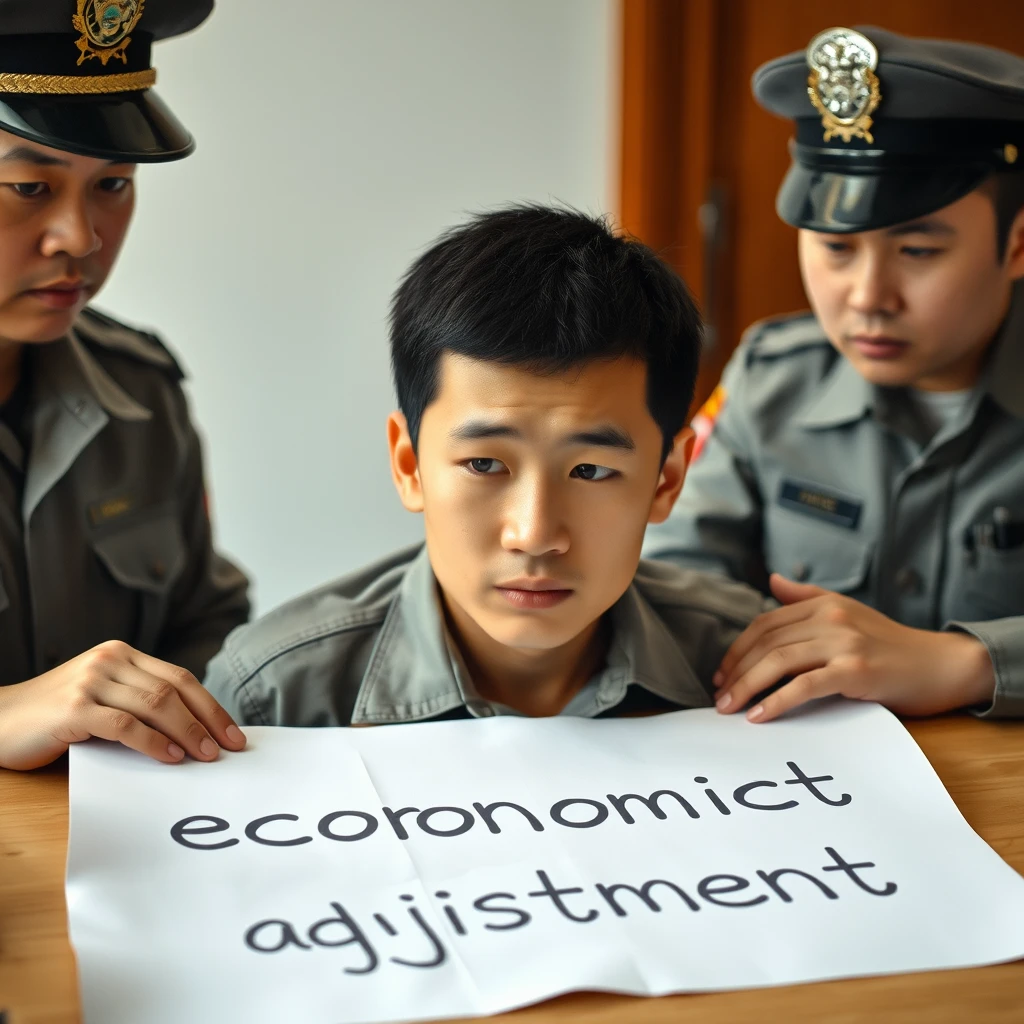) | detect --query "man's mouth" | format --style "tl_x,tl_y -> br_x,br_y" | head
846,334 -> 910,360
494,578 -> 574,610
22,279 -> 89,311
